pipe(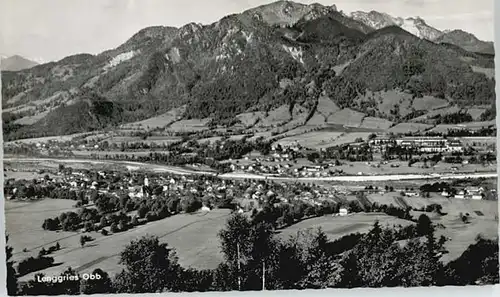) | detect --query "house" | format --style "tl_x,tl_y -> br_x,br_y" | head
454,194 -> 465,199
471,194 -> 483,200
404,191 -> 419,197
339,208 -> 348,216
200,205 -> 211,212
466,187 -> 484,194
